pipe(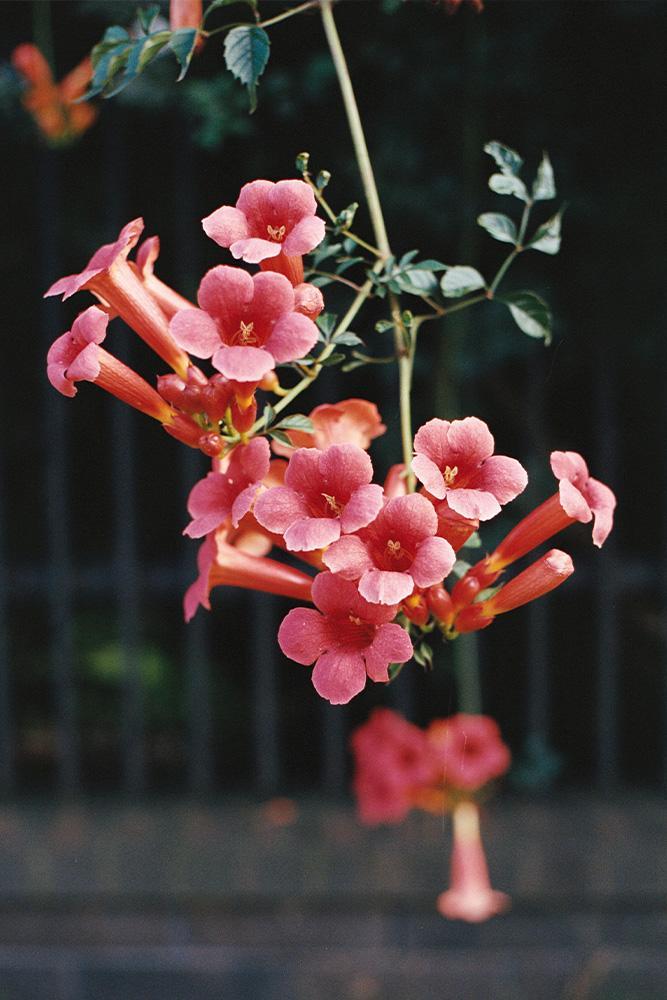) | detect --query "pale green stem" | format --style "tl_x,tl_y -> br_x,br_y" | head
319,0 -> 416,487
489,248 -> 519,296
